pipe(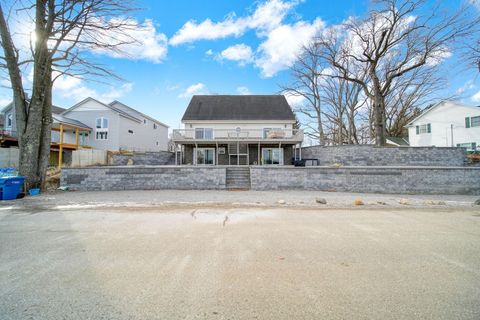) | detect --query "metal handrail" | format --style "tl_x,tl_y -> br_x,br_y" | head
172,128 -> 303,141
